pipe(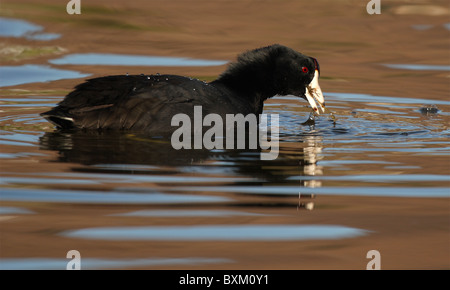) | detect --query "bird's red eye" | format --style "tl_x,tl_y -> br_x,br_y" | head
302,67 -> 308,73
